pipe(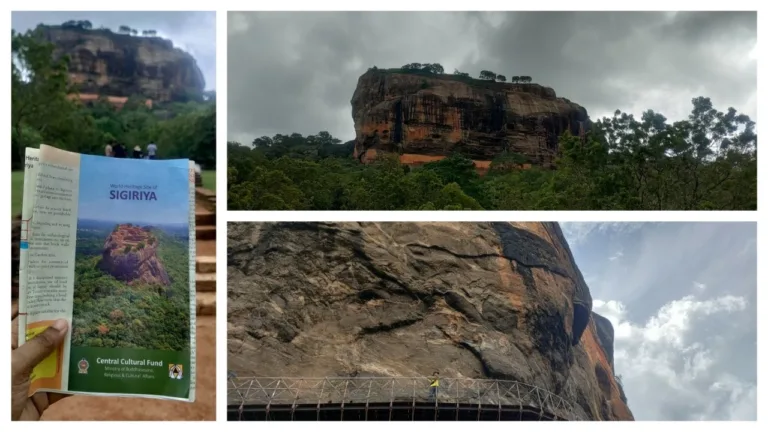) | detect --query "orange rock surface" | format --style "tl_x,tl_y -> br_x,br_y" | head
351,69 -> 589,173
68,93 -> 153,110
41,25 -> 205,102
